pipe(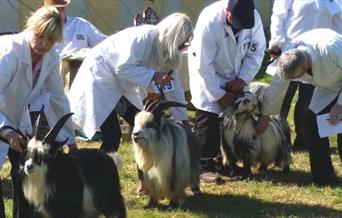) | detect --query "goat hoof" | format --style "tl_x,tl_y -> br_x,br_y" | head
167,201 -> 180,210
145,198 -> 158,208
283,166 -> 290,174
191,186 -> 201,196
